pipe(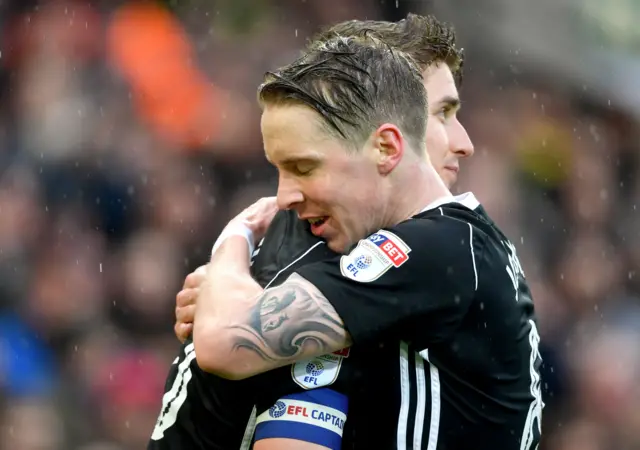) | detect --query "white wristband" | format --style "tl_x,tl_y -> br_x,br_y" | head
211,223 -> 255,260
